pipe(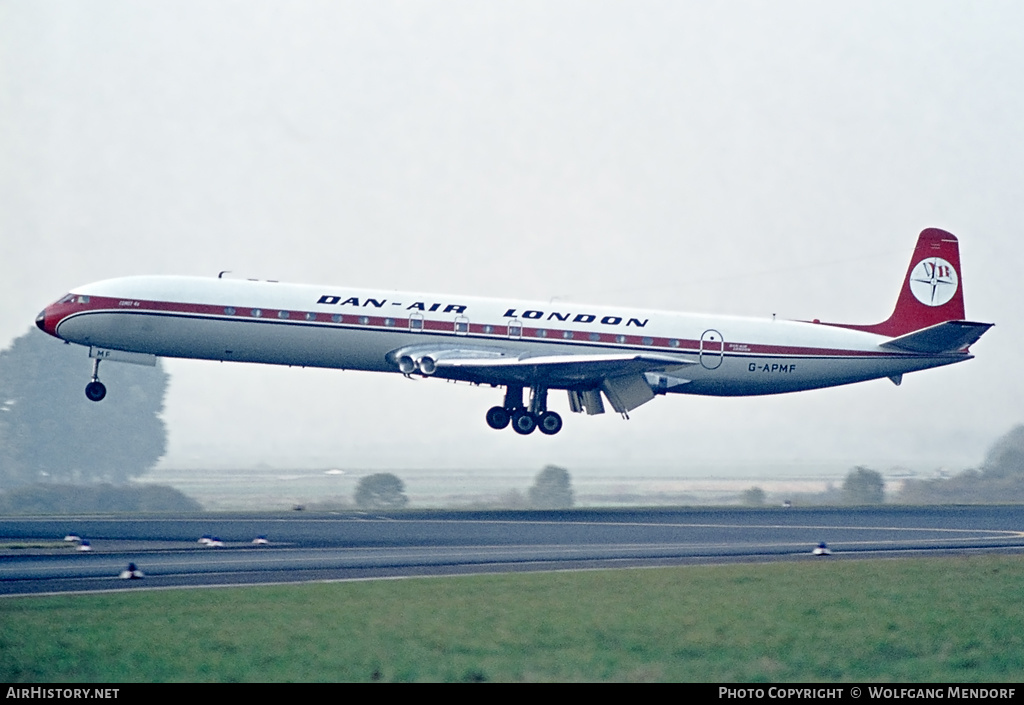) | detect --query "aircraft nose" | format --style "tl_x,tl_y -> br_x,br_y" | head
35,309 -> 47,332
